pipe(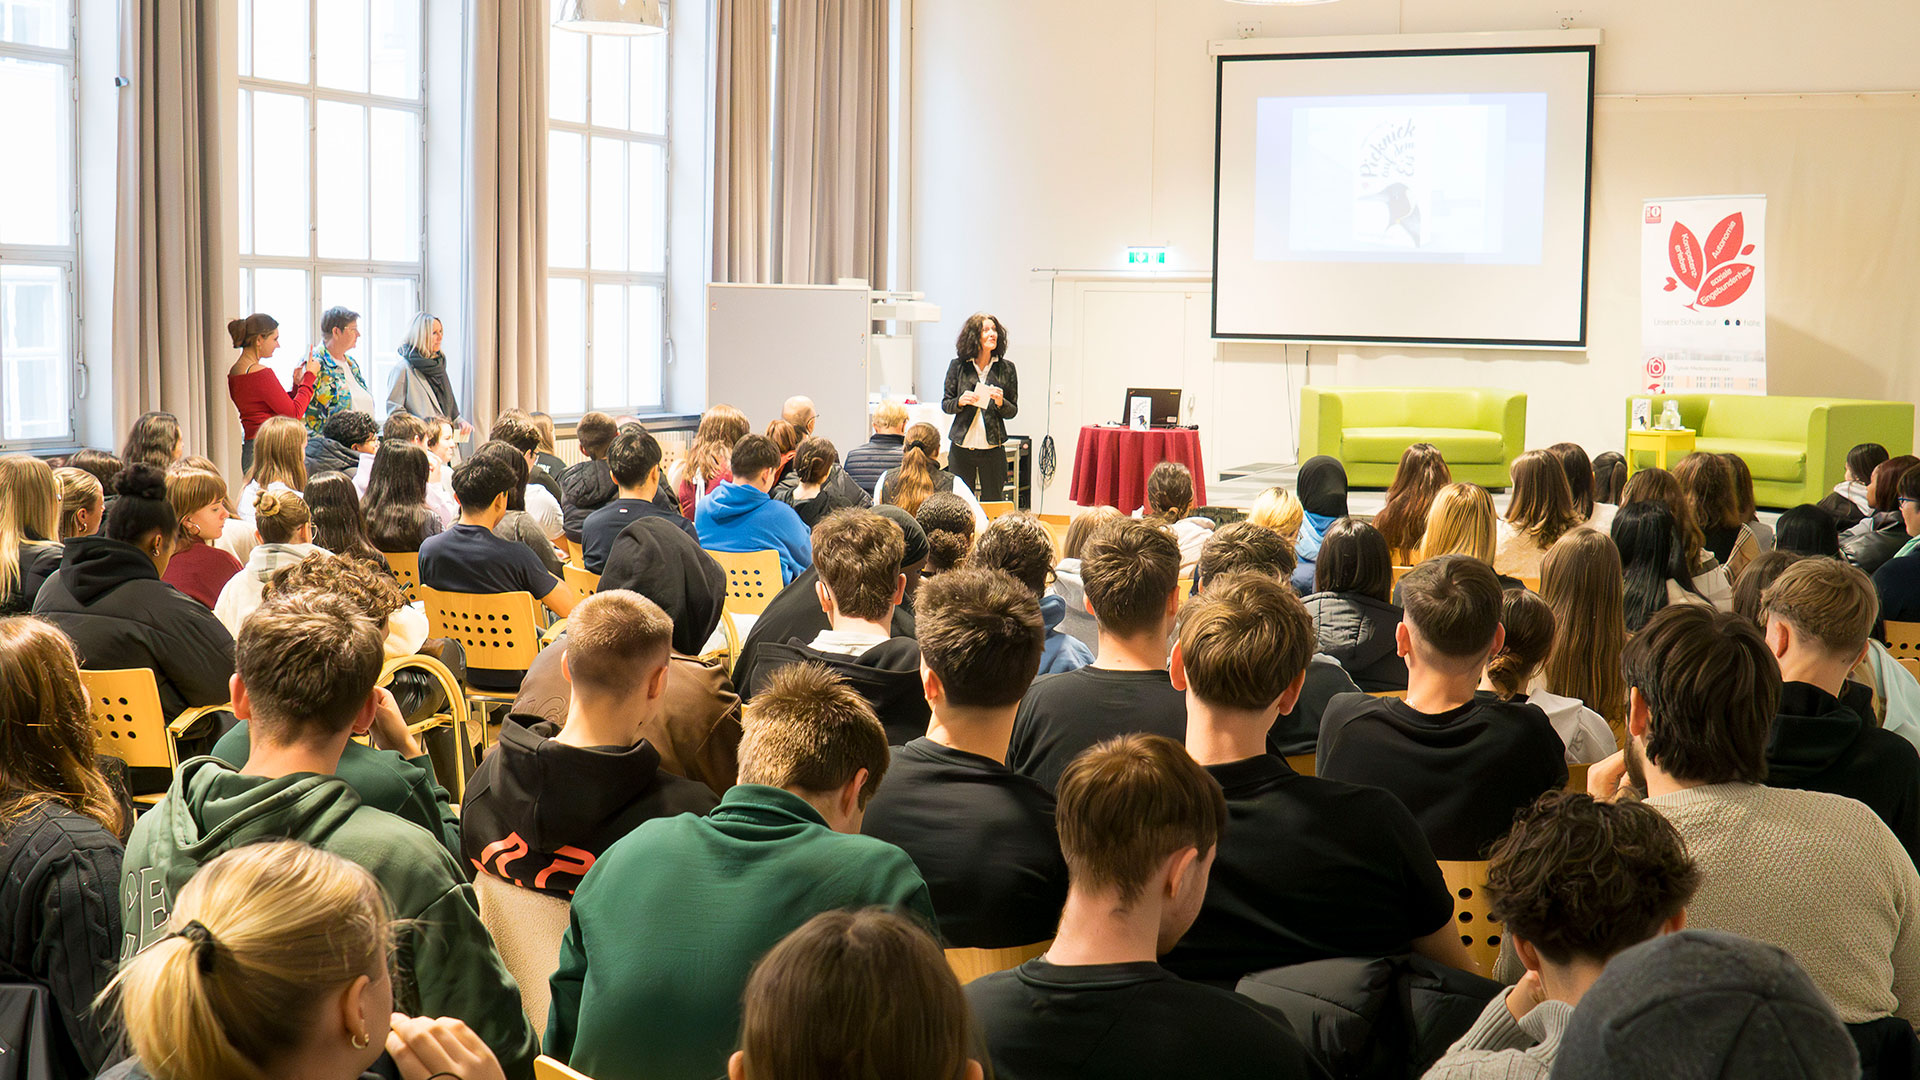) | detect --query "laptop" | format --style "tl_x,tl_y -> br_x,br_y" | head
1121,387 -> 1183,428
